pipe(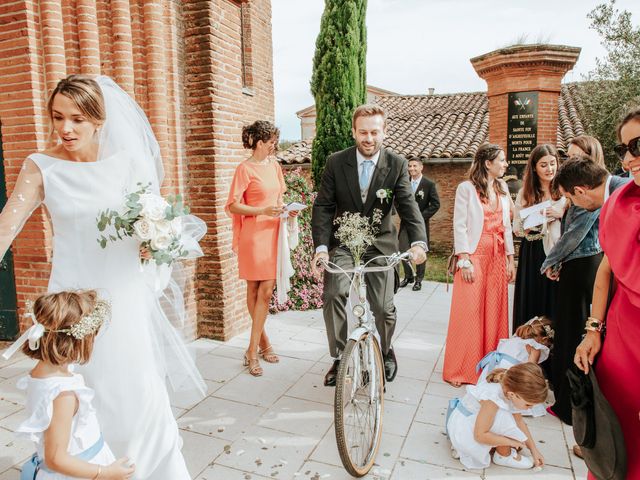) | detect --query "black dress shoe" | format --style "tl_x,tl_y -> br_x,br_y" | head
398,277 -> 414,288
383,348 -> 398,382
412,281 -> 422,291
324,359 -> 340,387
